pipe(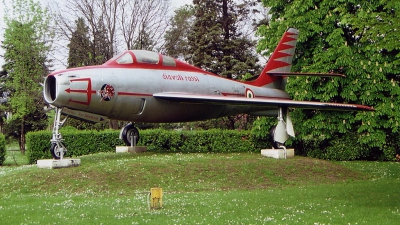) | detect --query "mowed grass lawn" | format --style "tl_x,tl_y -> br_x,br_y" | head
1,149 -> 399,224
